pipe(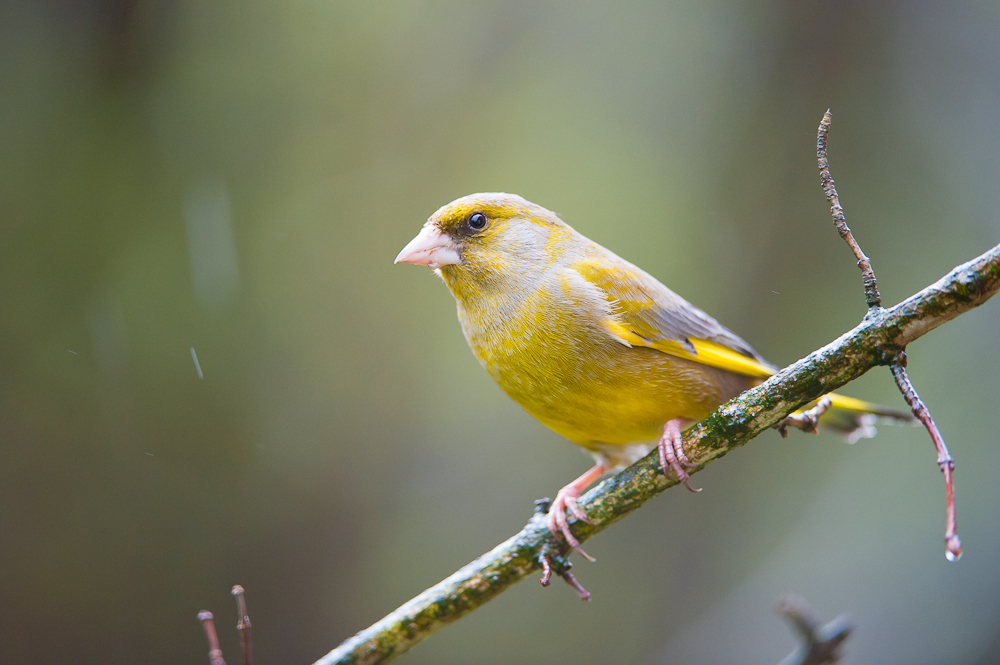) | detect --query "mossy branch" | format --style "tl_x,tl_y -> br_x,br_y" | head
315,241 -> 1000,665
